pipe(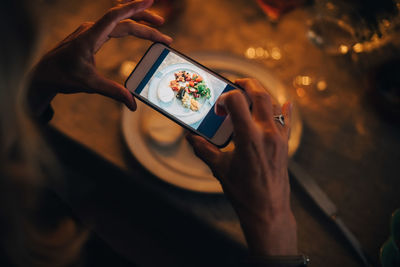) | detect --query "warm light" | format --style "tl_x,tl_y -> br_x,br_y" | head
326,2 -> 335,10
255,47 -> 265,57
245,47 -> 256,59
271,47 -> 282,60
276,91 -> 286,105
317,80 -> 327,91
382,19 -> 391,28
301,76 -> 311,86
294,75 -> 312,86
120,61 -> 136,78
371,33 -> 379,42
296,88 -> 306,98
364,42 -> 373,51
339,44 -> 349,54
353,43 -> 363,53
